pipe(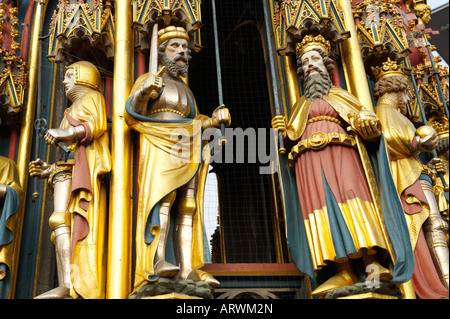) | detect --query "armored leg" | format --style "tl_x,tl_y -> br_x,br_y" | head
35,177 -> 72,299
421,180 -> 450,289
175,176 -> 198,281
174,176 -> 220,286
154,191 -> 180,277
